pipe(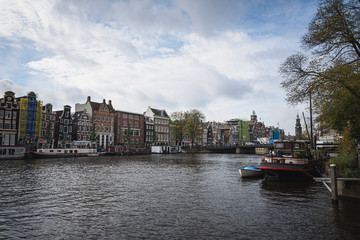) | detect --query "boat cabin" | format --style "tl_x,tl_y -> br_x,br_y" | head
270,140 -> 310,158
